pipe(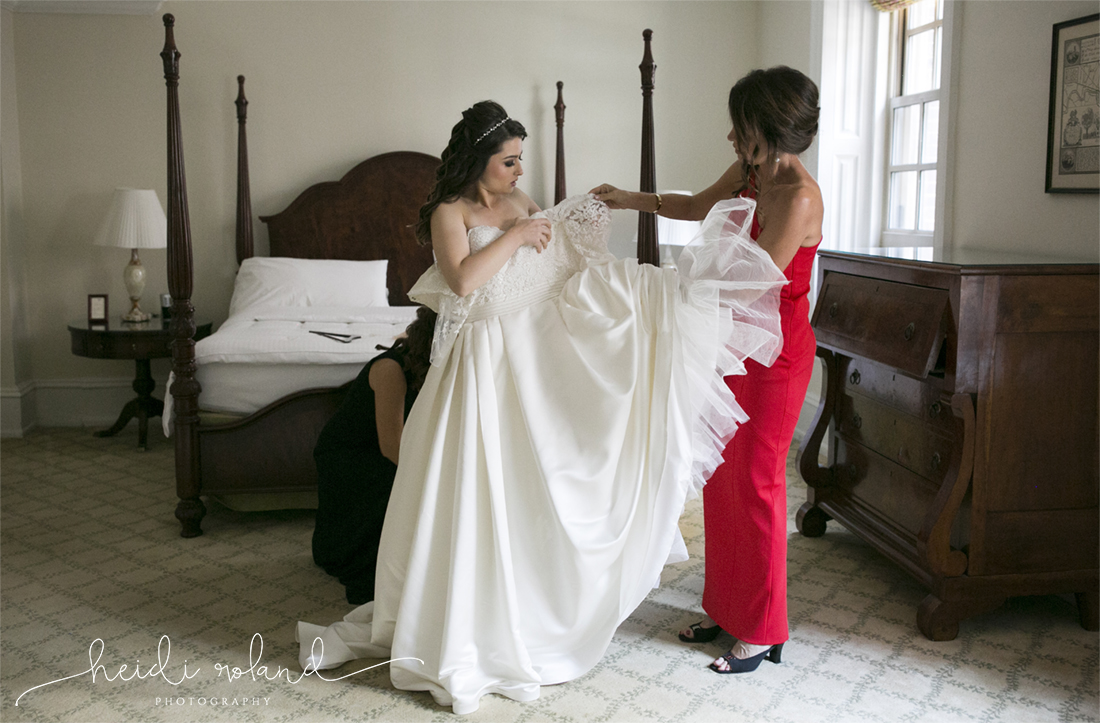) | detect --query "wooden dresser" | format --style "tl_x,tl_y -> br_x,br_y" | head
797,248 -> 1099,641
